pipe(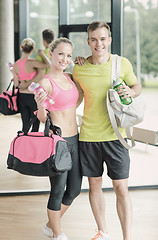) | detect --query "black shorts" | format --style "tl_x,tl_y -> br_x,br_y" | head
79,140 -> 130,180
